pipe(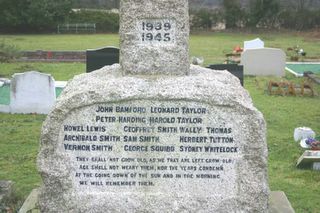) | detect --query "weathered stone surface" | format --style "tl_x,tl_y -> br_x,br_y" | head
10,71 -> 56,114
269,191 -> 295,213
0,180 -> 13,203
18,188 -> 40,213
38,64 -> 269,212
0,180 -> 14,207
120,0 -> 189,75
